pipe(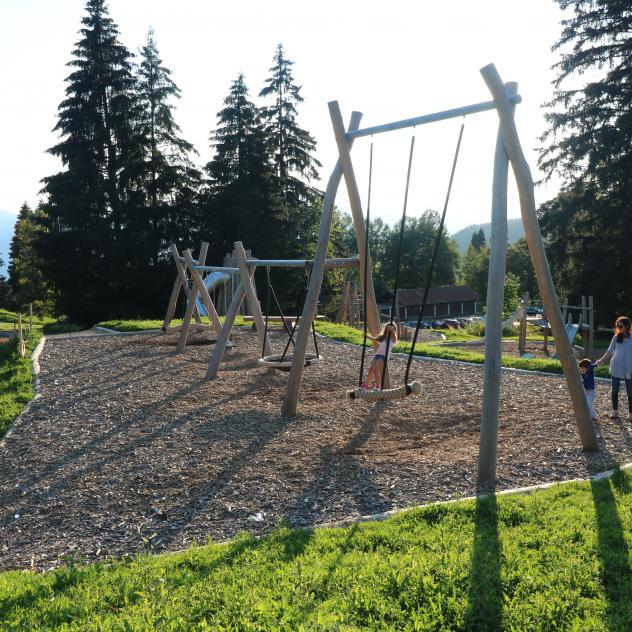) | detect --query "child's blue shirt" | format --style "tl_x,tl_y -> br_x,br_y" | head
581,364 -> 596,391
